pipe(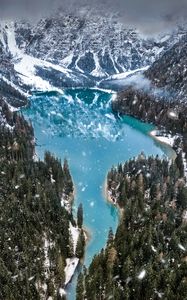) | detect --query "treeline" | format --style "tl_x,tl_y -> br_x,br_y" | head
0,78 -> 28,107
0,98 -> 84,299
112,86 -> 187,167
112,87 -> 187,135
77,155 -> 187,300
0,97 -> 34,161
